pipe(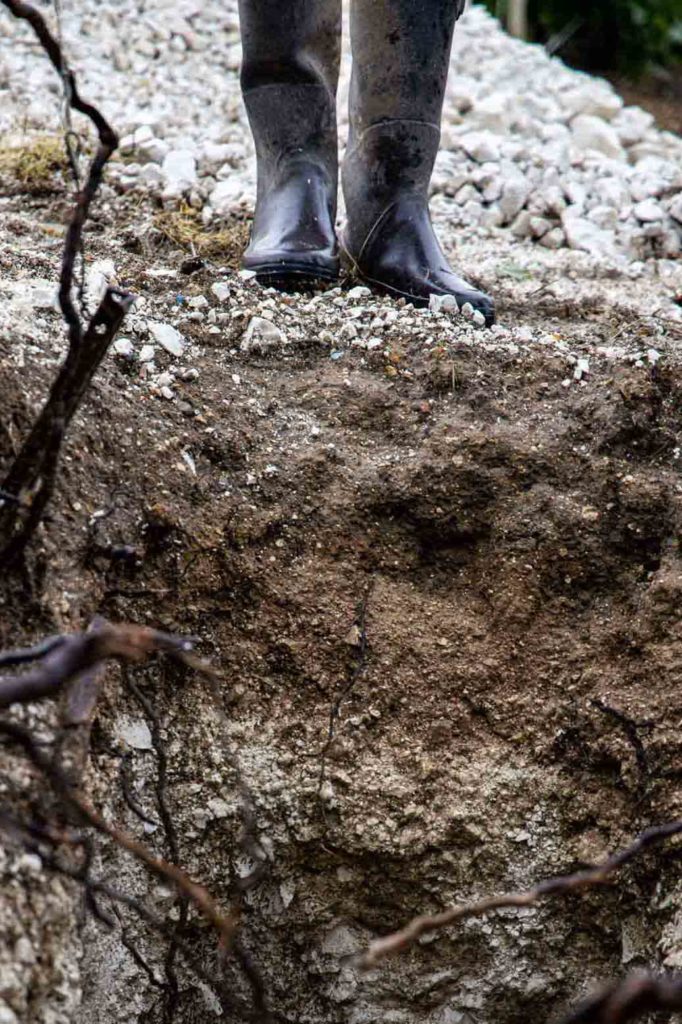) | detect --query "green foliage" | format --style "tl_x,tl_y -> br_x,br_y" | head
485,0 -> 682,73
